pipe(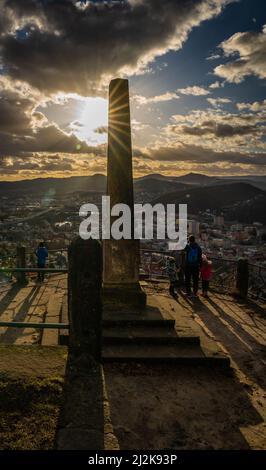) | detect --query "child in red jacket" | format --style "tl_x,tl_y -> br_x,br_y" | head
200,254 -> 212,297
